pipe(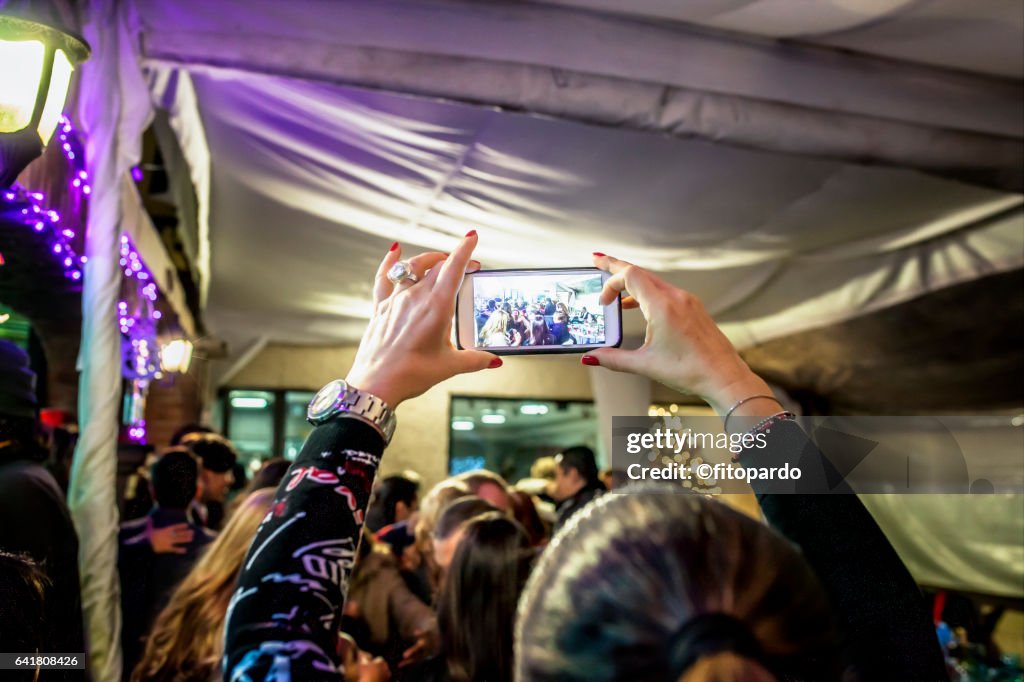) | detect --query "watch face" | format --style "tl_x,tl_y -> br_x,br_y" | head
308,379 -> 347,423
